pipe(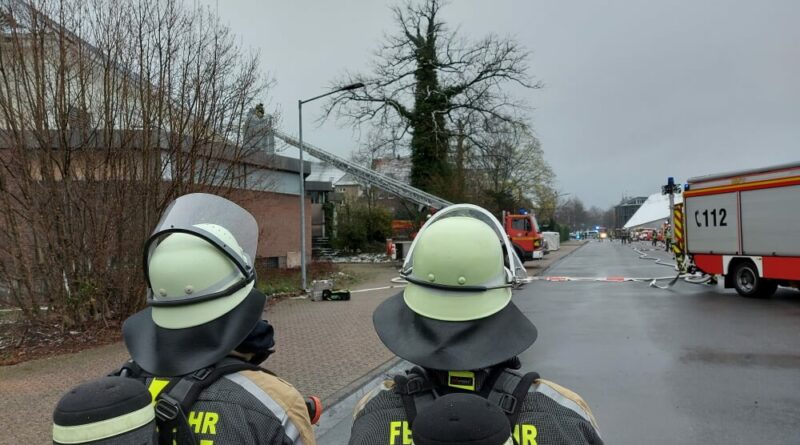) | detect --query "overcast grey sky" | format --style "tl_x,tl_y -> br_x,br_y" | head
208,0 -> 799,208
